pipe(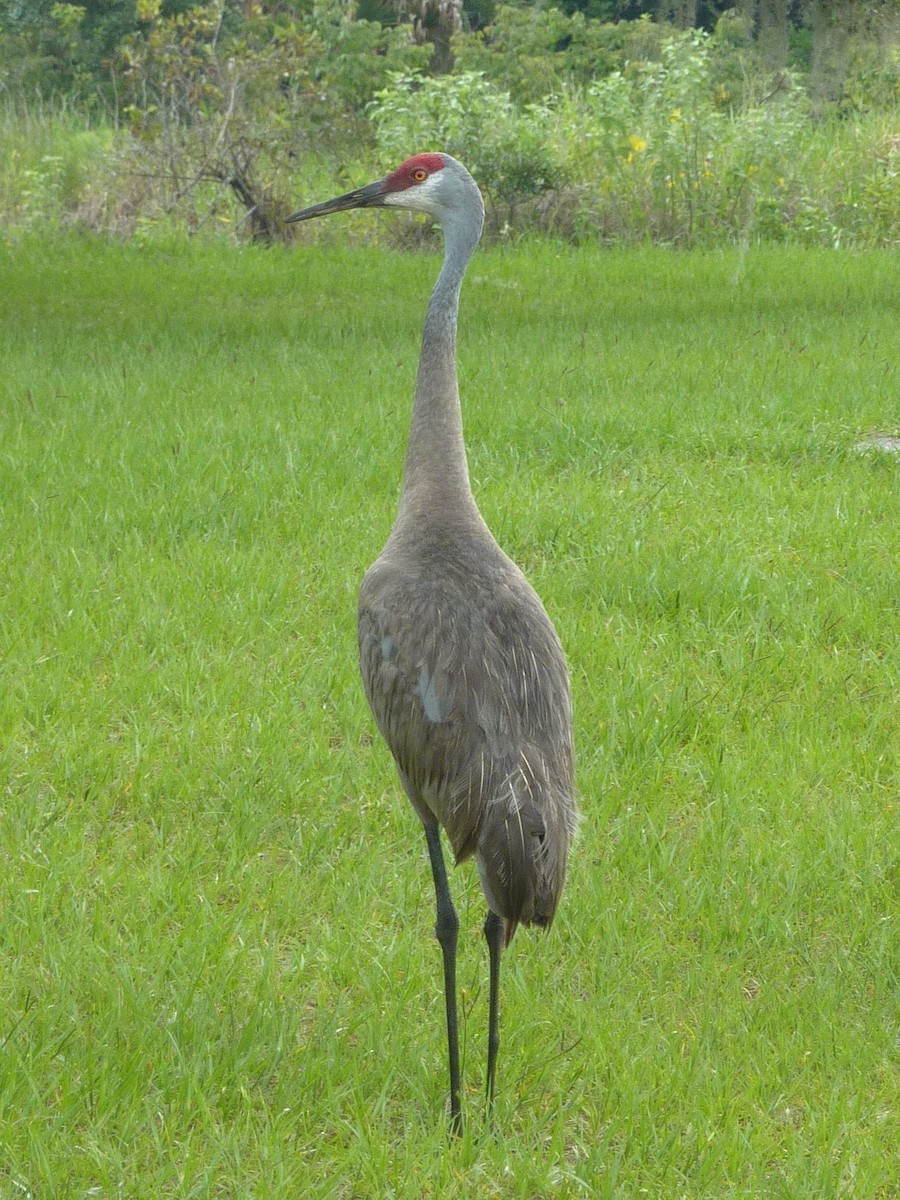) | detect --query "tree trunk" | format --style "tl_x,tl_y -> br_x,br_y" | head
658,0 -> 698,30
758,0 -> 789,69
735,0 -> 759,36
410,0 -> 463,75
809,0 -> 851,101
